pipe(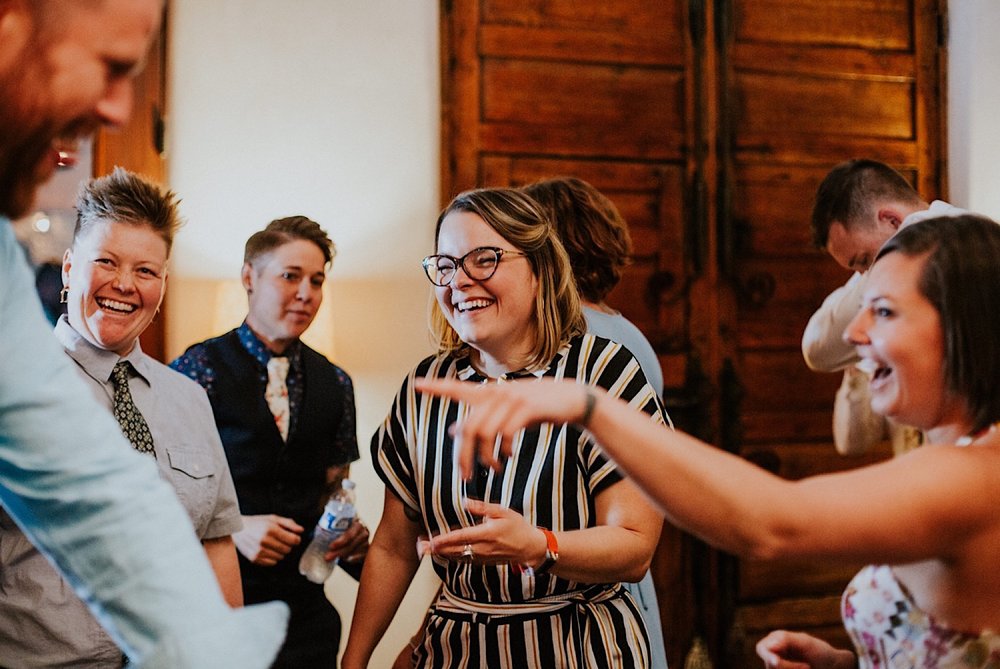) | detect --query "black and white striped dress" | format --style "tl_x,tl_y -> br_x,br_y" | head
372,333 -> 668,668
